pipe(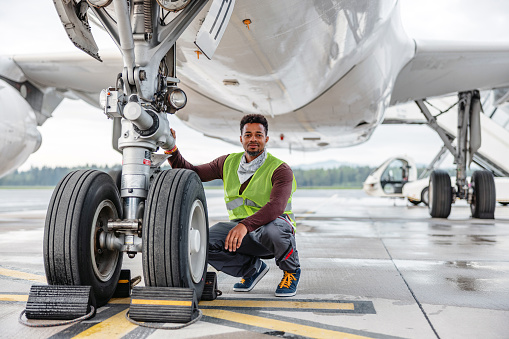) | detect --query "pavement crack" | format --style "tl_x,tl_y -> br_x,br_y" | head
379,237 -> 441,339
